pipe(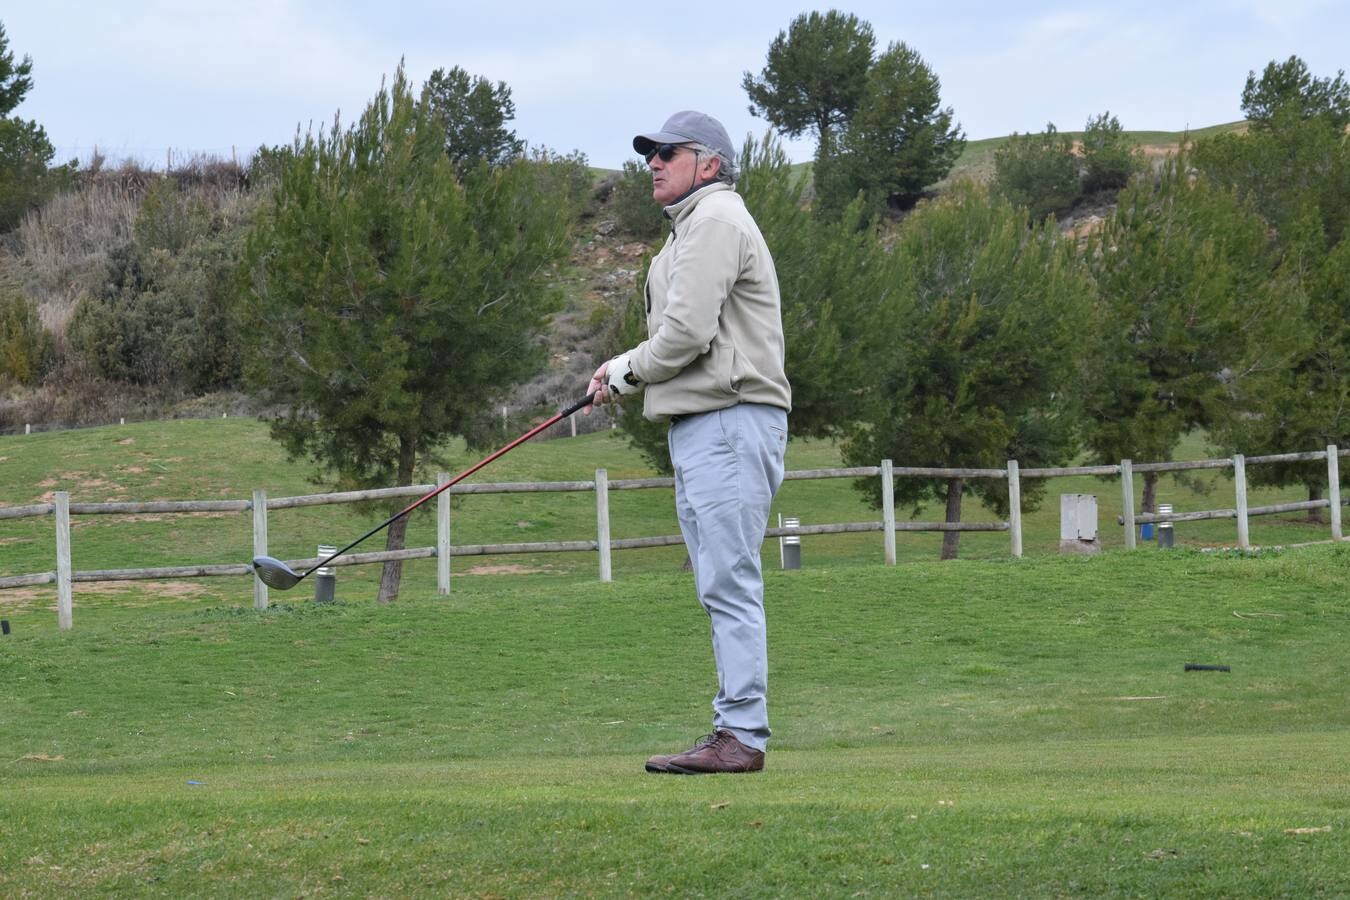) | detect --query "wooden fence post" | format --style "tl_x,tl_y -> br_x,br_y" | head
437,471 -> 451,595
55,492 -> 72,631
1233,454 -> 1250,549
881,459 -> 896,566
1121,459 -> 1136,550
1328,446 -> 1342,541
1007,460 -> 1023,559
252,489 -> 269,610
595,469 -> 612,583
